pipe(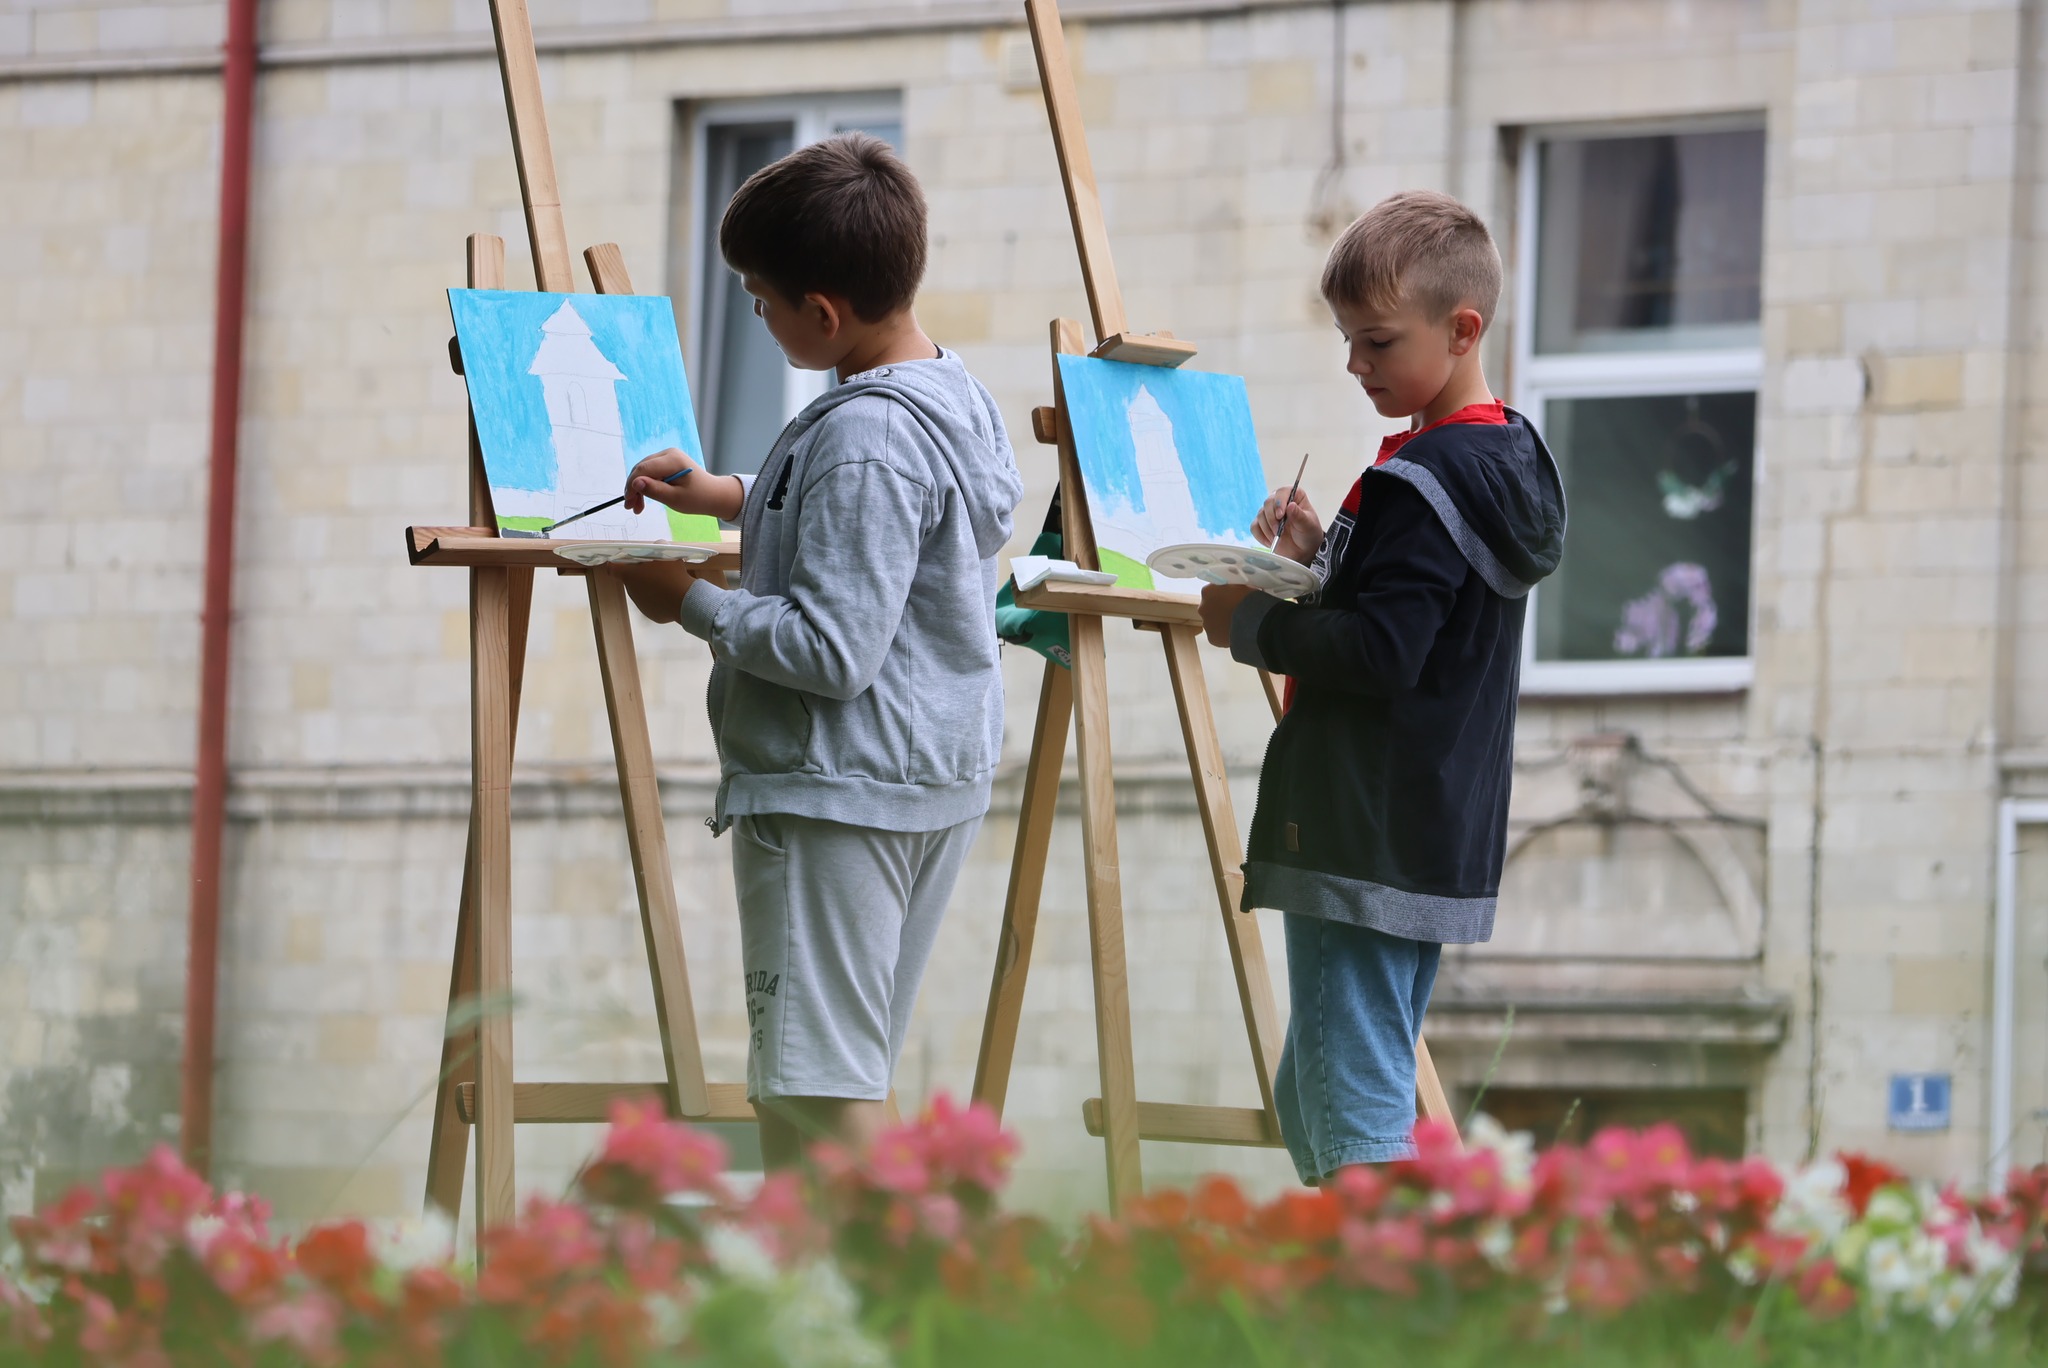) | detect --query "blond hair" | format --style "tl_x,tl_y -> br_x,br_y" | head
1320,190 -> 1502,326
